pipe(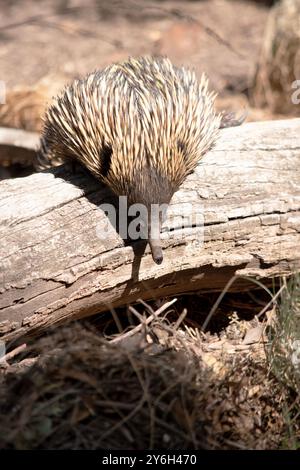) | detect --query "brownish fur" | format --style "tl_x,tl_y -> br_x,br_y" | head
38,56 -> 221,264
